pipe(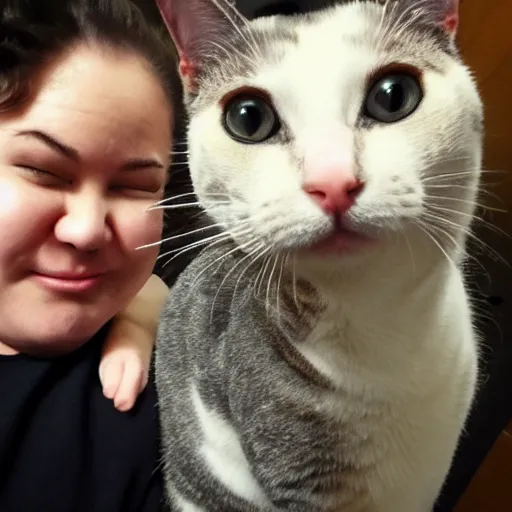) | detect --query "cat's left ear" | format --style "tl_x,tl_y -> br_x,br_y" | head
433,0 -> 460,35
156,0 -> 246,92
399,0 -> 460,37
